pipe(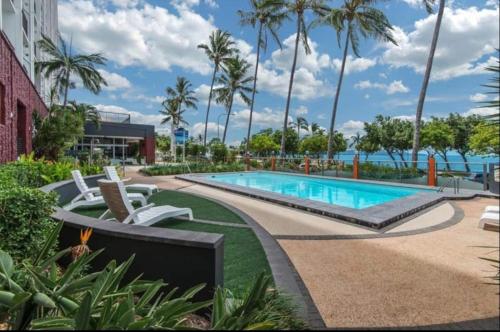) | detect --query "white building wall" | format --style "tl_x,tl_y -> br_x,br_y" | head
1,0 -> 58,104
